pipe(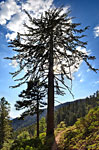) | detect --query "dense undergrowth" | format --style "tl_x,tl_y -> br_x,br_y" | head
10,134 -> 53,150
9,107 -> 99,150
10,131 -> 55,150
10,117 -> 53,150
58,107 -> 99,150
